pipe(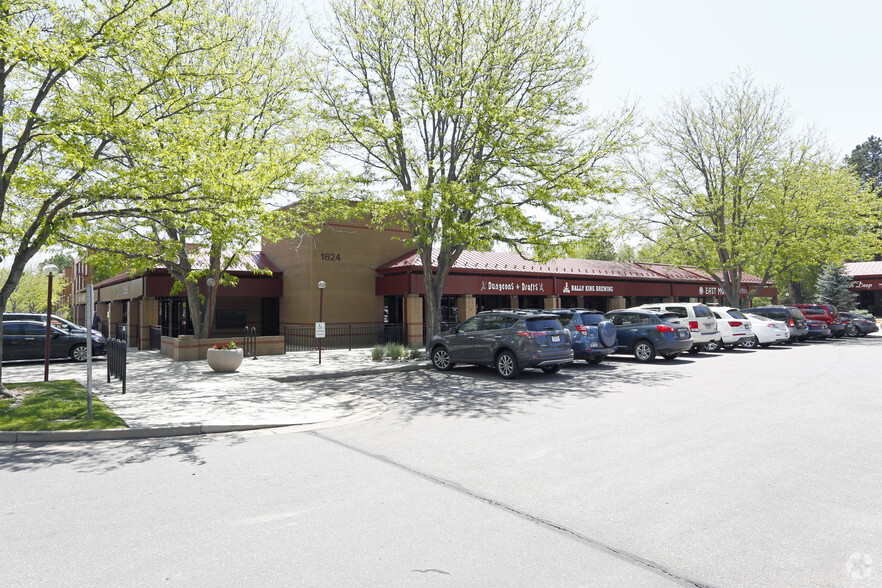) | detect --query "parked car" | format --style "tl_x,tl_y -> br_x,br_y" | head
805,319 -> 832,340
2,320 -> 106,362
429,310 -> 573,379
792,304 -> 846,338
742,313 -> 790,348
743,306 -> 809,342
3,312 -> 102,337
604,309 -> 692,362
705,307 -> 754,350
545,308 -> 617,364
840,312 -> 879,337
635,303 -> 720,353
